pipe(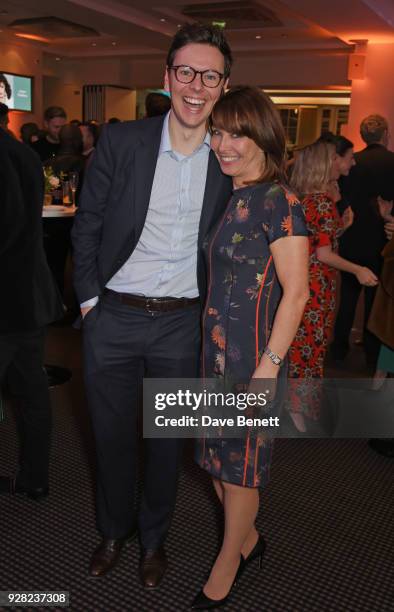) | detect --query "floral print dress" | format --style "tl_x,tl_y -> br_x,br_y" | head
195,182 -> 308,488
288,192 -> 343,418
